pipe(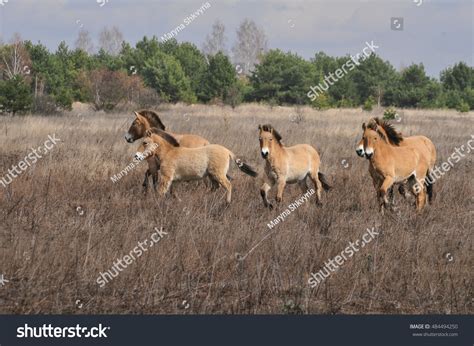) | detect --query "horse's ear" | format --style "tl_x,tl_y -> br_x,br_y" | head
134,111 -> 140,118
362,123 -> 366,130
145,128 -> 153,137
